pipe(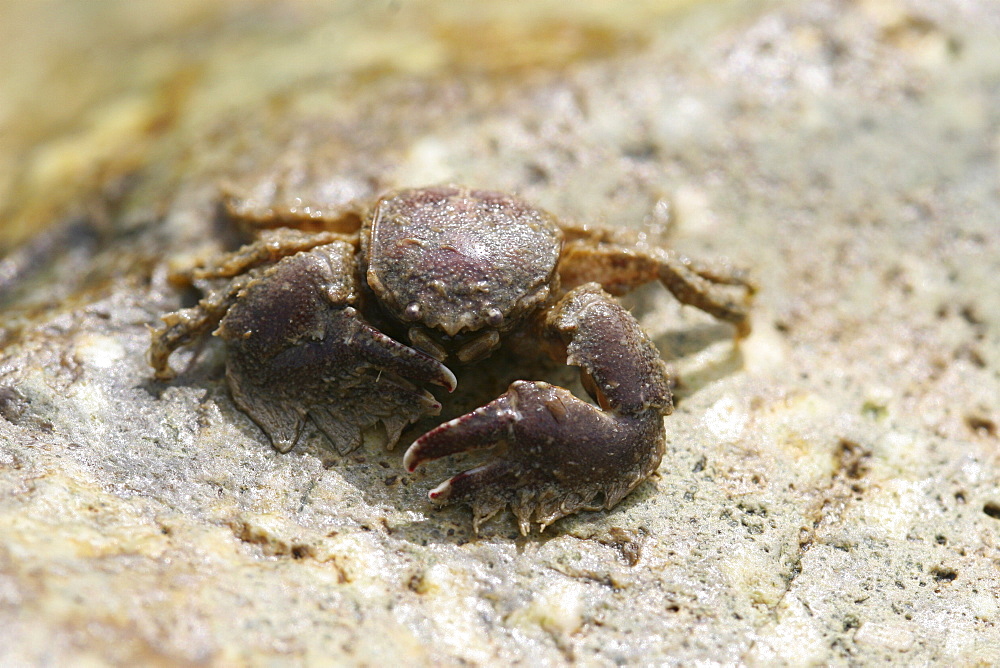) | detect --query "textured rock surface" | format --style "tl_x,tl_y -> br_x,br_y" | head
2,0 -> 1000,664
